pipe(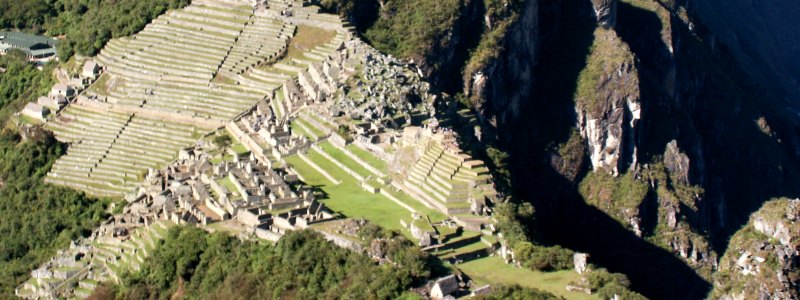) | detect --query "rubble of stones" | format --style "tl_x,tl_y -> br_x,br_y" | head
330,40 -> 435,130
